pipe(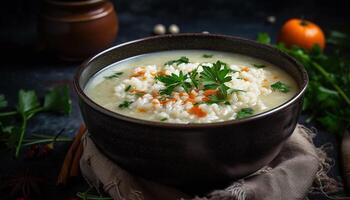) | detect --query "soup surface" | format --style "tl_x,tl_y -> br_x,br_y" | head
85,50 -> 297,123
